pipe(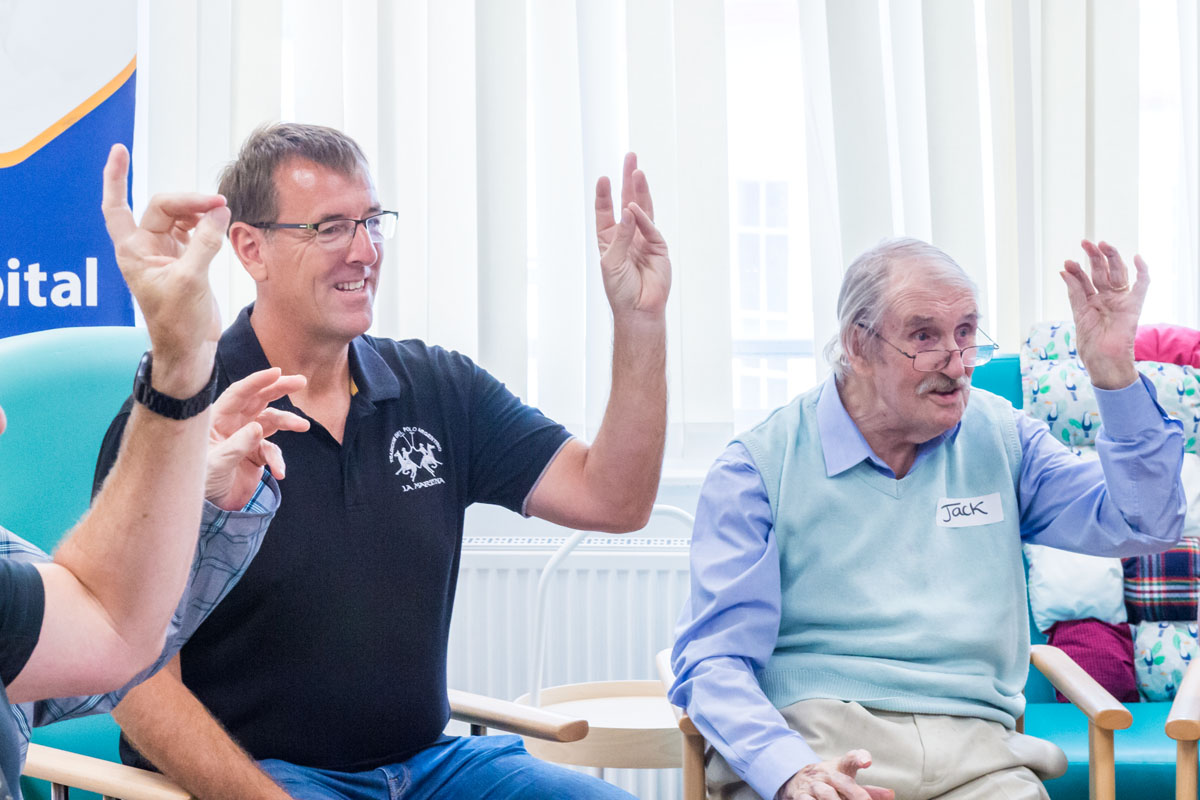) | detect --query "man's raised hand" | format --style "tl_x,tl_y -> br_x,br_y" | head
101,143 -> 228,395
205,369 -> 309,511
594,152 -> 671,320
1060,240 -> 1148,390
